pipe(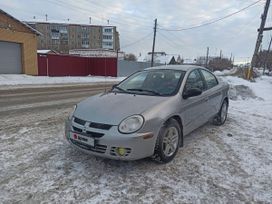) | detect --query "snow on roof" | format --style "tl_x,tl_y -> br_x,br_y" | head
154,55 -> 175,64
137,55 -> 149,62
138,53 -> 177,64
183,59 -> 196,64
25,20 -> 116,28
37,50 -> 58,54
